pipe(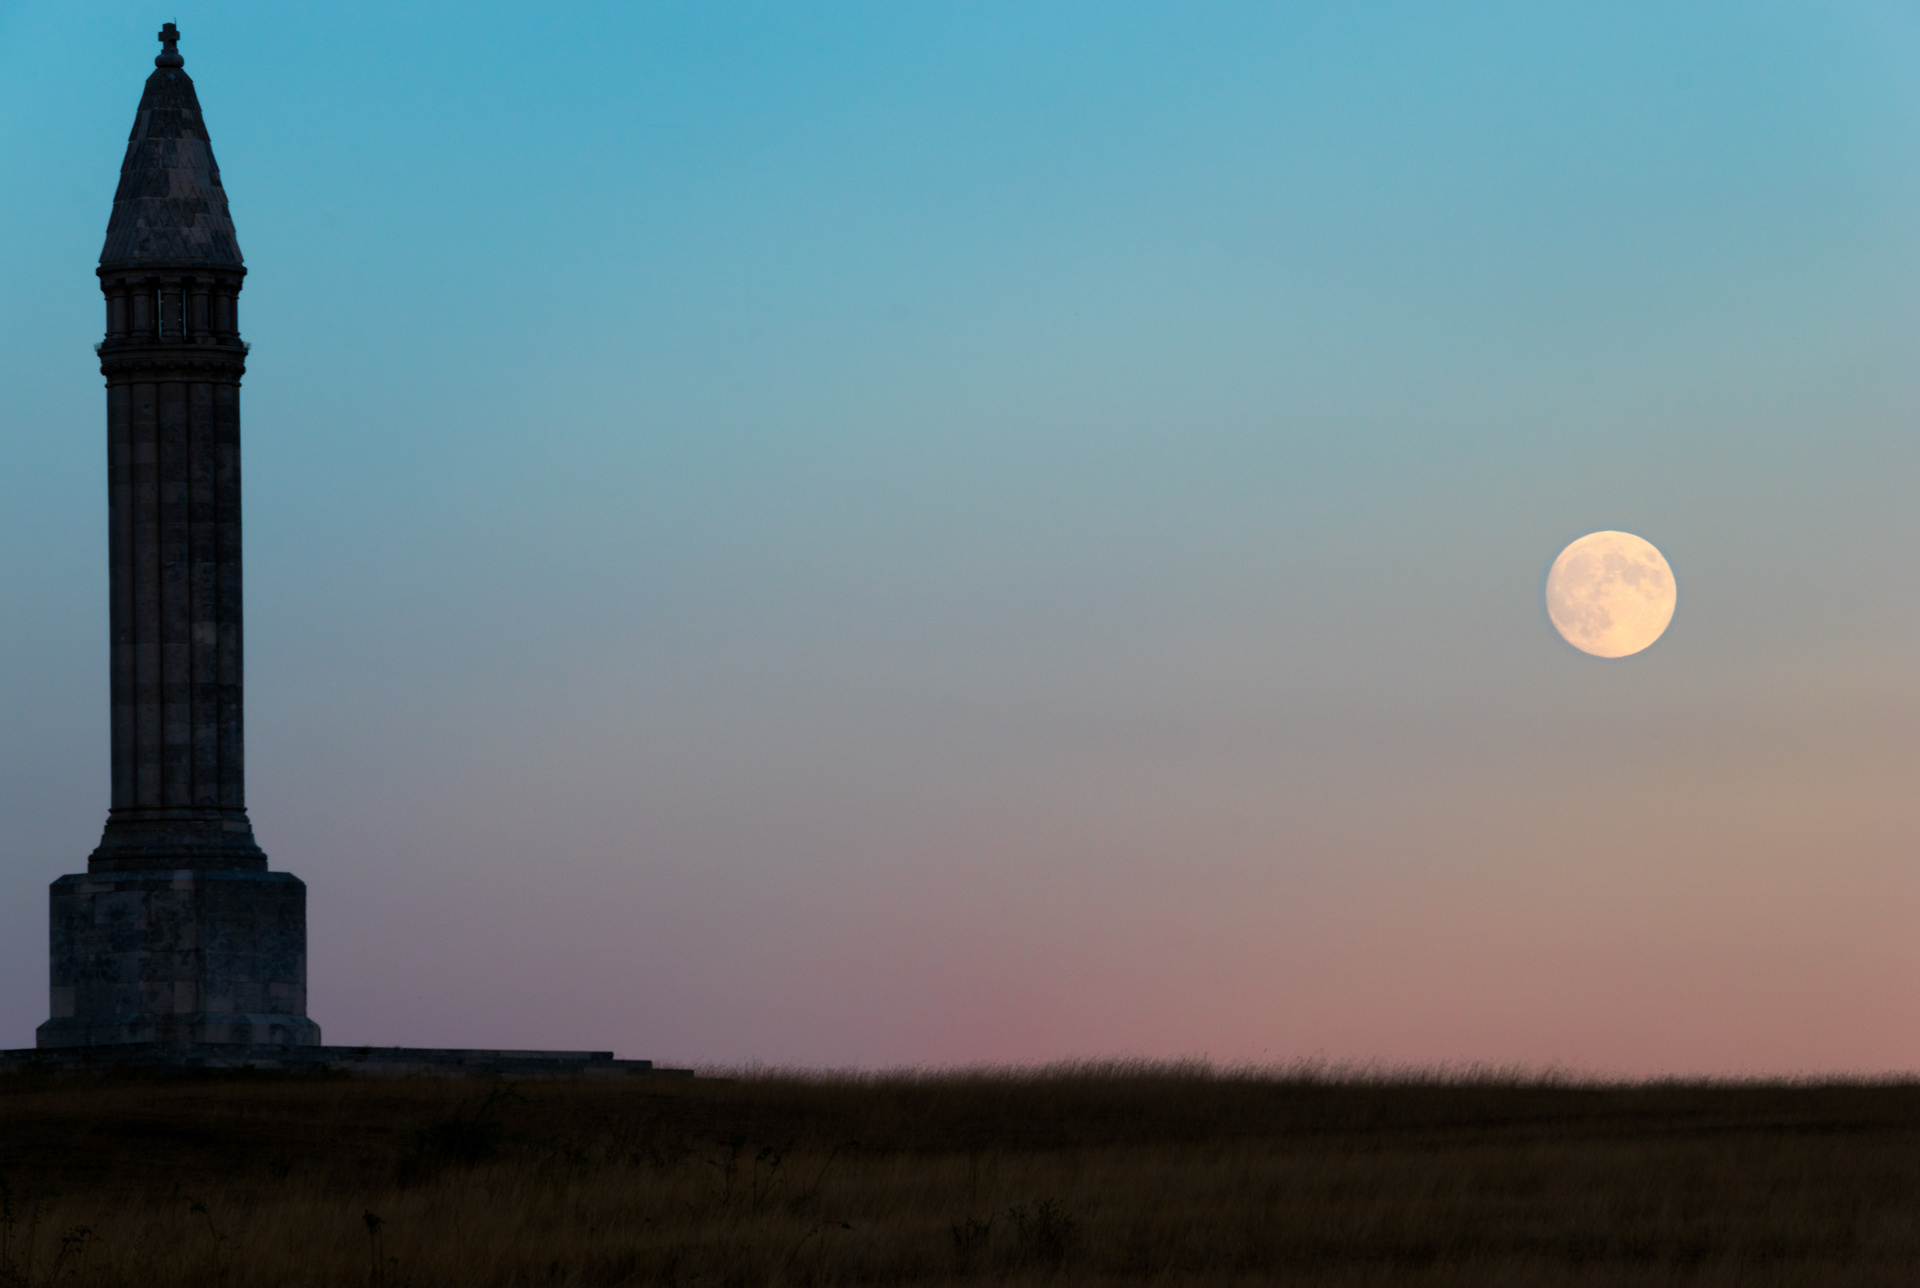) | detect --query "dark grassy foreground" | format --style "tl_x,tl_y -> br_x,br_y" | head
3,1064 -> 1920,1286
